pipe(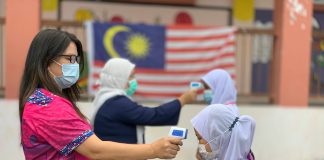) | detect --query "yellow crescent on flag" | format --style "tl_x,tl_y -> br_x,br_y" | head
103,25 -> 130,58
